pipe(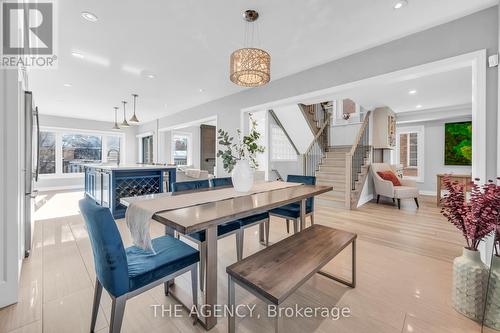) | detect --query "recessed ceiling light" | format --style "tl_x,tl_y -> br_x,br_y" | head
63,83 -> 72,87
81,11 -> 98,22
416,104 -> 422,109
408,89 -> 417,95
199,88 -> 205,93
143,72 -> 156,79
71,51 -> 84,59
141,70 -> 157,79
393,0 -> 408,10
